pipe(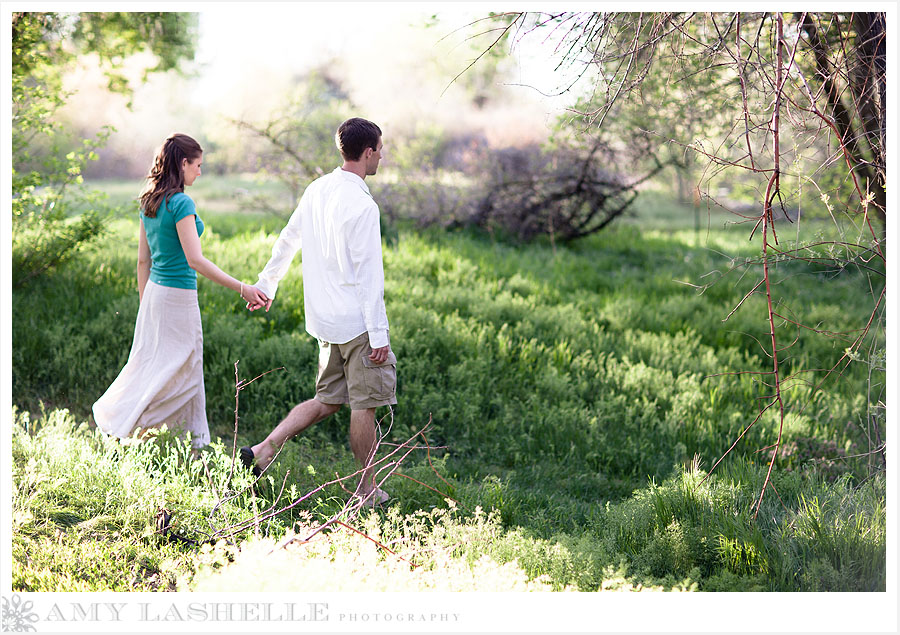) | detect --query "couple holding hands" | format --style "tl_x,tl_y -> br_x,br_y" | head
92,118 -> 395,506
